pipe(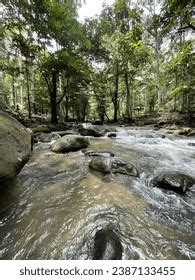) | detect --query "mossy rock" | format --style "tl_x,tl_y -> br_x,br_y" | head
51,135 -> 90,153
0,111 -> 31,186
31,125 -> 51,133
